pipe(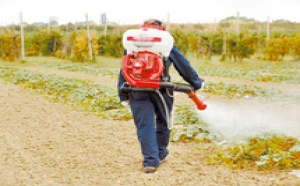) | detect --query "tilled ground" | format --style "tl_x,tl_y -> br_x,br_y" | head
0,66 -> 299,186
